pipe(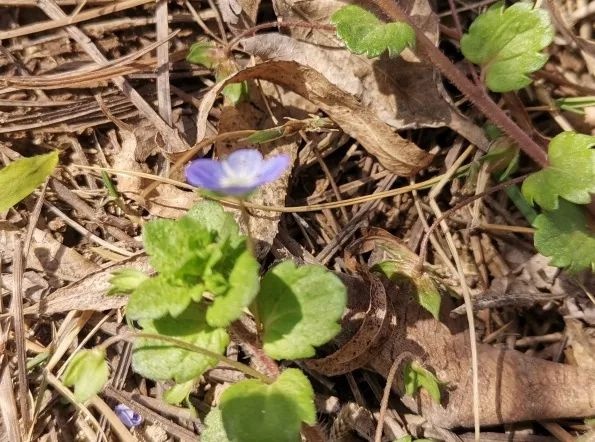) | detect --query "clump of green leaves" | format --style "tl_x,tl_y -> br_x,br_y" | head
330,5 -> 415,58
520,132 -> 595,272
187,39 -> 248,104
63,200 -> 347,441
0,151 -> 59,213
461,1 -> 554,92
